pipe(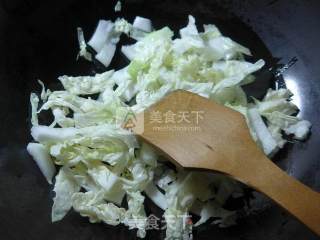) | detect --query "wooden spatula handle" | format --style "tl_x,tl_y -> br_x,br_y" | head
136,90 -> 320,235
237,155 -> 320,235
